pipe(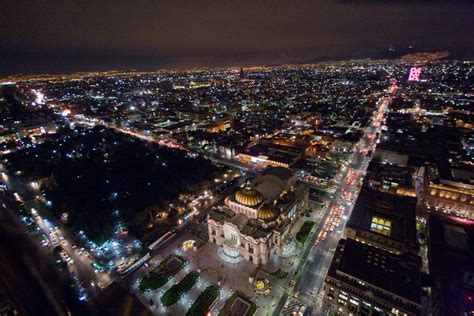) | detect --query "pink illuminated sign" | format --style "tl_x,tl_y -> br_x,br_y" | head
408,67 -> 422,81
